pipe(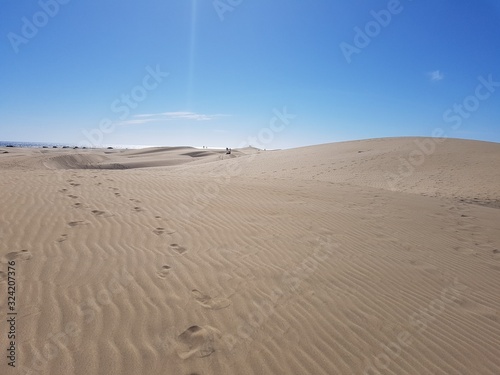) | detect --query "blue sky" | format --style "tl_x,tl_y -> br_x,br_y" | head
1,0 -> 499,149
